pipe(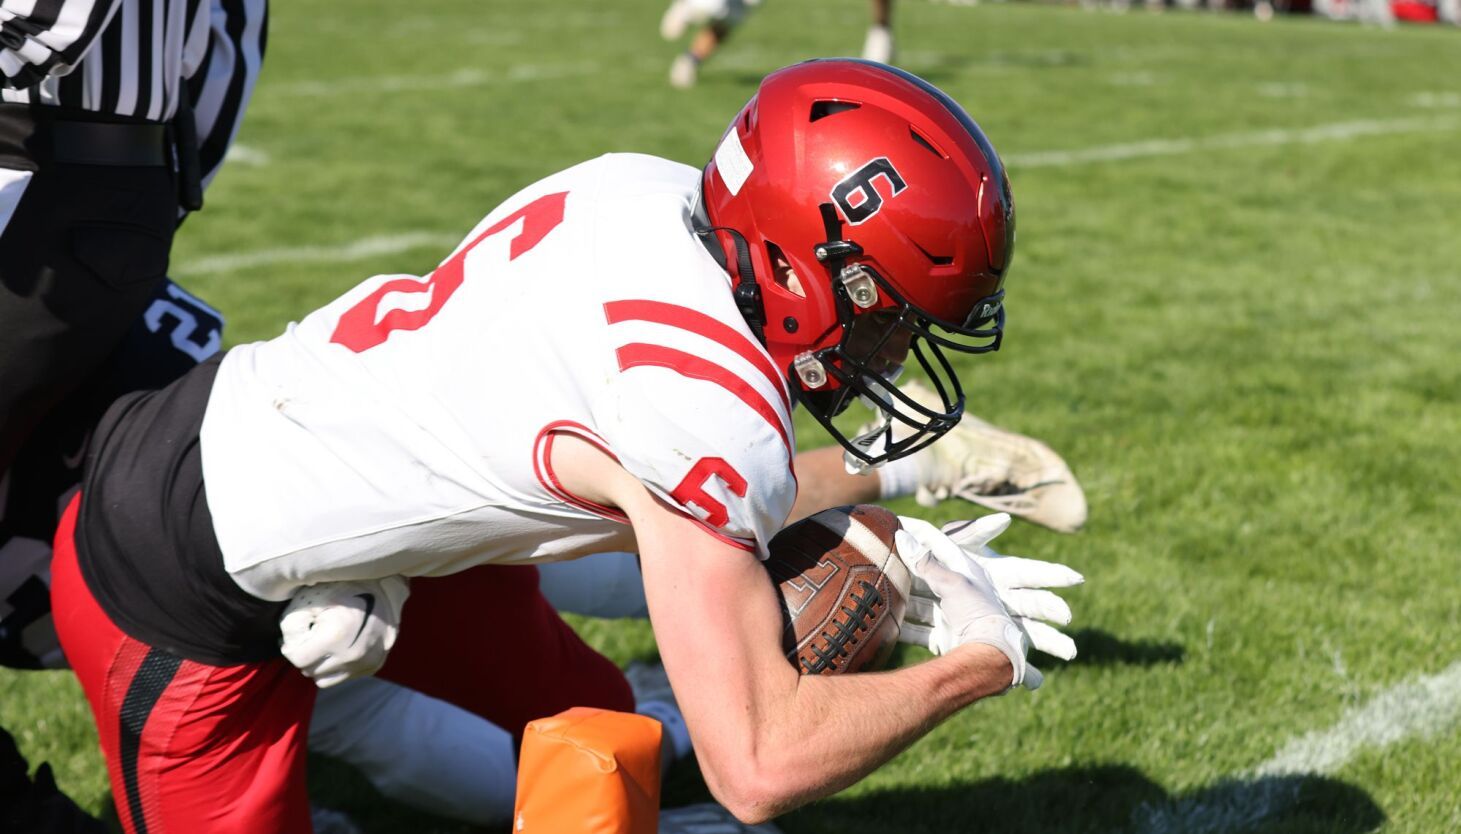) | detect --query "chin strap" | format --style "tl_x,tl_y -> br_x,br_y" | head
692,186 -> 767,344
814,203 -> 863,276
